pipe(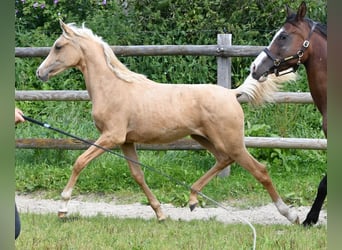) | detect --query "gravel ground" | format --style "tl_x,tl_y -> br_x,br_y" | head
16,194 -> 327,226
